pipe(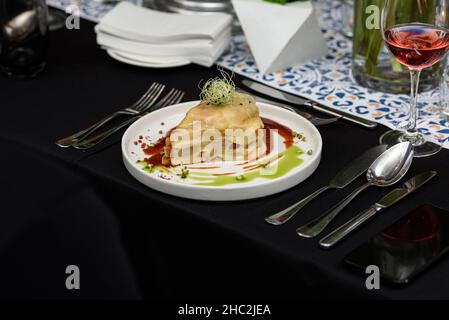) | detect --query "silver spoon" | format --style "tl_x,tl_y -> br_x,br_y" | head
296,142 -> 414,239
